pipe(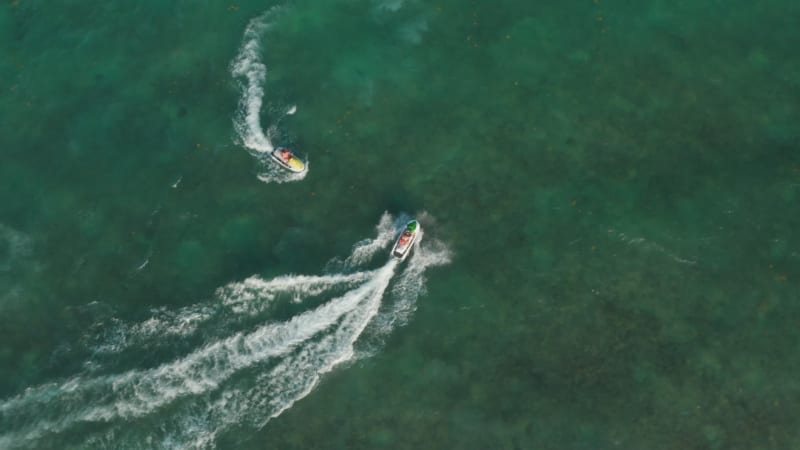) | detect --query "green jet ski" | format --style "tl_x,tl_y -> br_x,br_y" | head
392,220 -> 420,261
